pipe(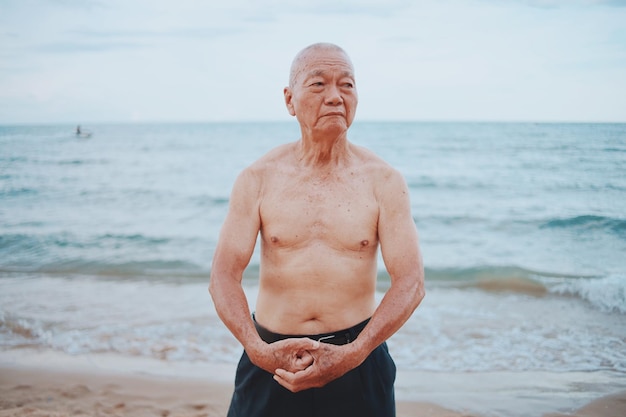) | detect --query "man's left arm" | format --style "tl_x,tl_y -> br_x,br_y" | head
274,167 -> 425,391
350,166 -> 425,355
